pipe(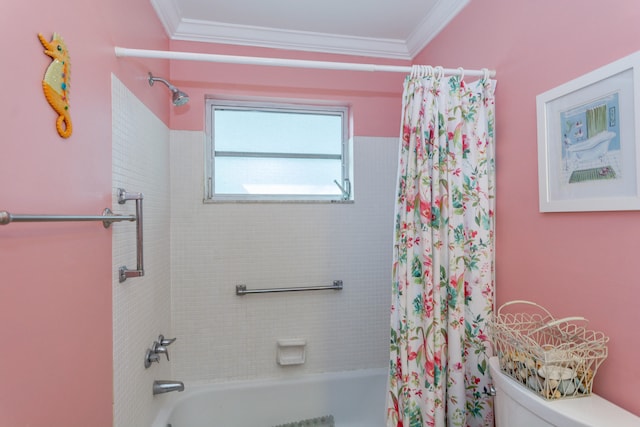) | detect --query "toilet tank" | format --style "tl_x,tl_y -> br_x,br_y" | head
489,357 -> 639,427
